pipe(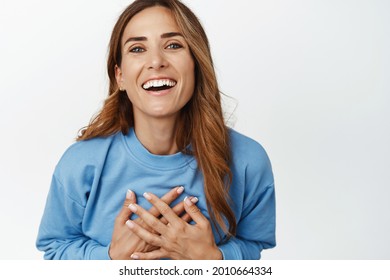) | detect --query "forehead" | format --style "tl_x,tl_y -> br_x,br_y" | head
123,6 -> 179,37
